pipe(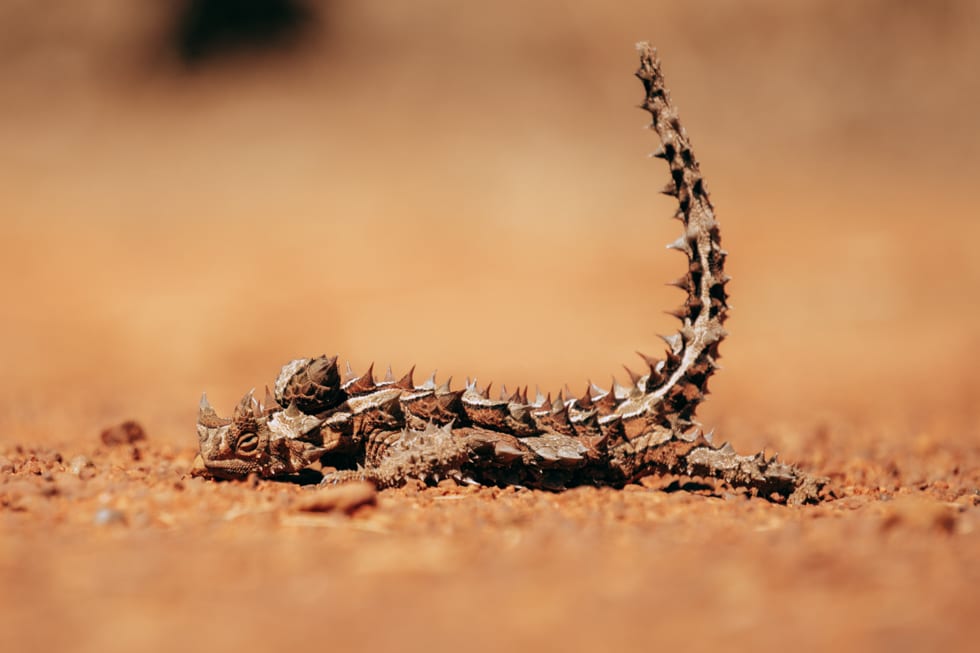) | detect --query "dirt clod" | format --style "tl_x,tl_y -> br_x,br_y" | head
296,481 -> 377,515
68,455 -> 96,479
100,420 -> 147,446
